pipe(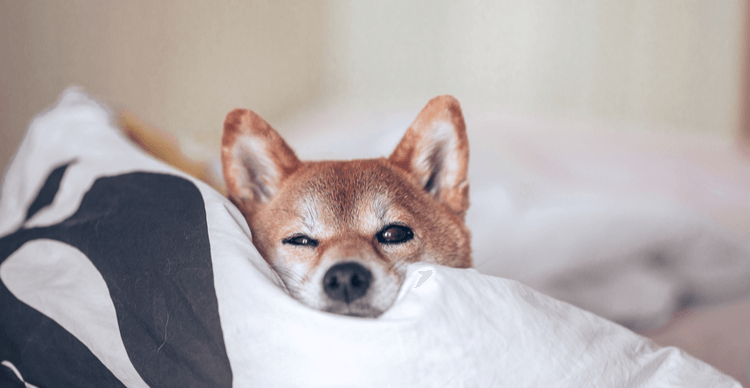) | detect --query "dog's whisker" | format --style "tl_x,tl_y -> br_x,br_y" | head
271,265 -> 306,287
